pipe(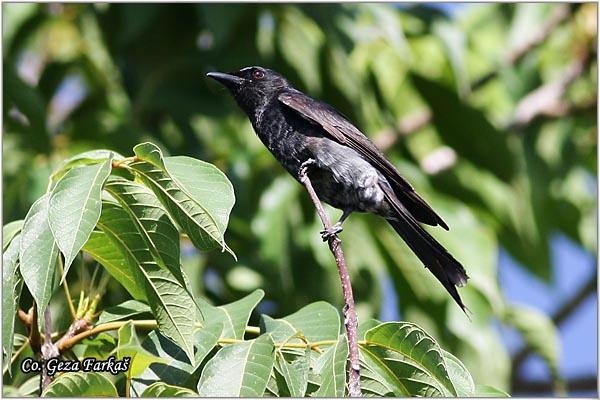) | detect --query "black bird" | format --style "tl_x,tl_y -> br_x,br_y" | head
207,66 -> 469,311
